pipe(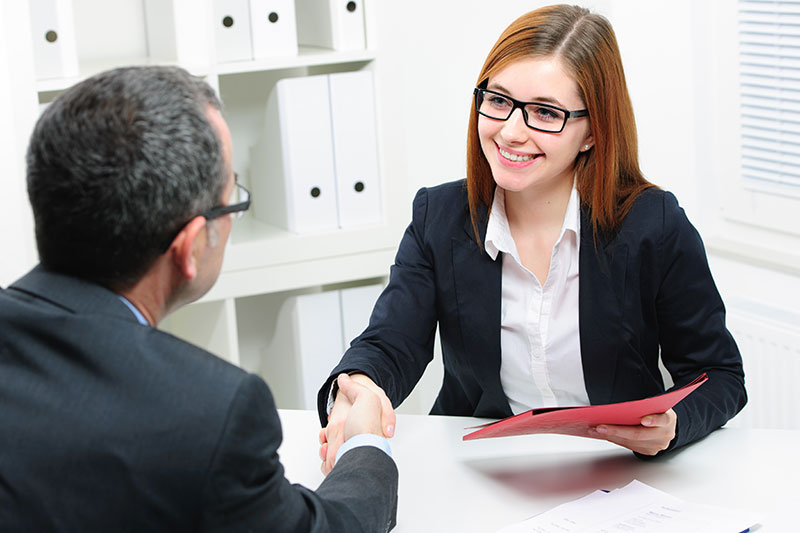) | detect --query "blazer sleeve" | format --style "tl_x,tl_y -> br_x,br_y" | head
655,192 -> 747,451
201,373 -> 398,533
317,187 -> 439,424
